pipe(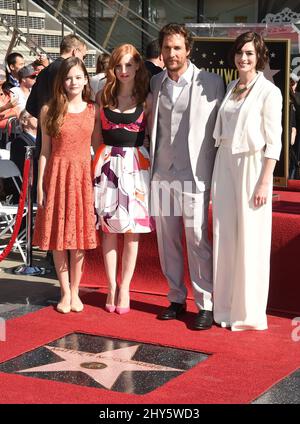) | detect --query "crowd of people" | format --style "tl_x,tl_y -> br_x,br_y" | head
0,52 -> 48,131
1,24 -> 284,332
0,52 -> 42,202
